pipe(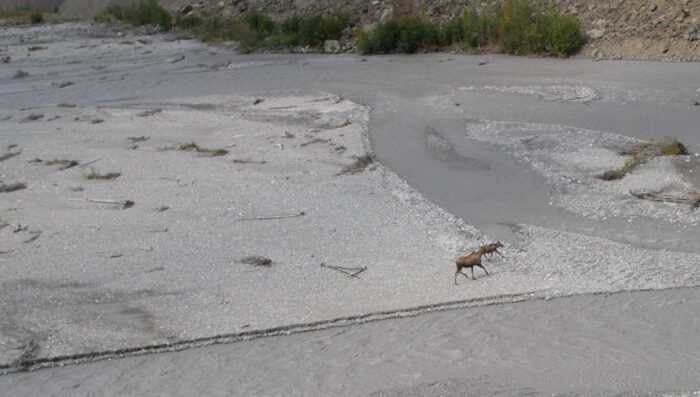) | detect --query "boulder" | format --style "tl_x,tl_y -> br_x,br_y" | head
587,28 -> 606,40
323,40 -> 340,54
